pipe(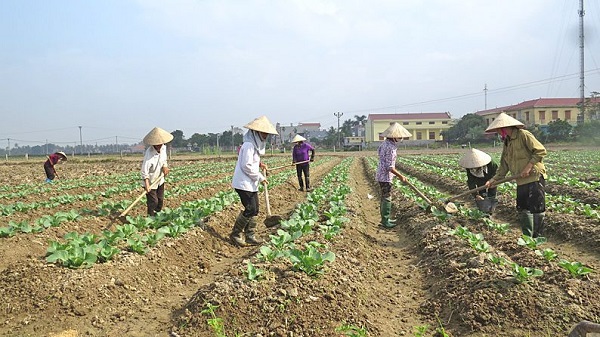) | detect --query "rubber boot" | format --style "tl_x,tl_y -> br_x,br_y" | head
532,212 -> 545,238
298,177 -> 304,191
230,212 -> 248,246
305,177 -> 312,192
244,217 -> 262,245
45,178 -> 53,183
380,199 -> 397,228
519,210 -> 534,237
